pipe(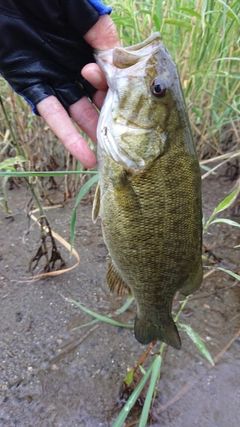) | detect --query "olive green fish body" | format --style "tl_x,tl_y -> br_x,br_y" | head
93,34 -> 202,349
